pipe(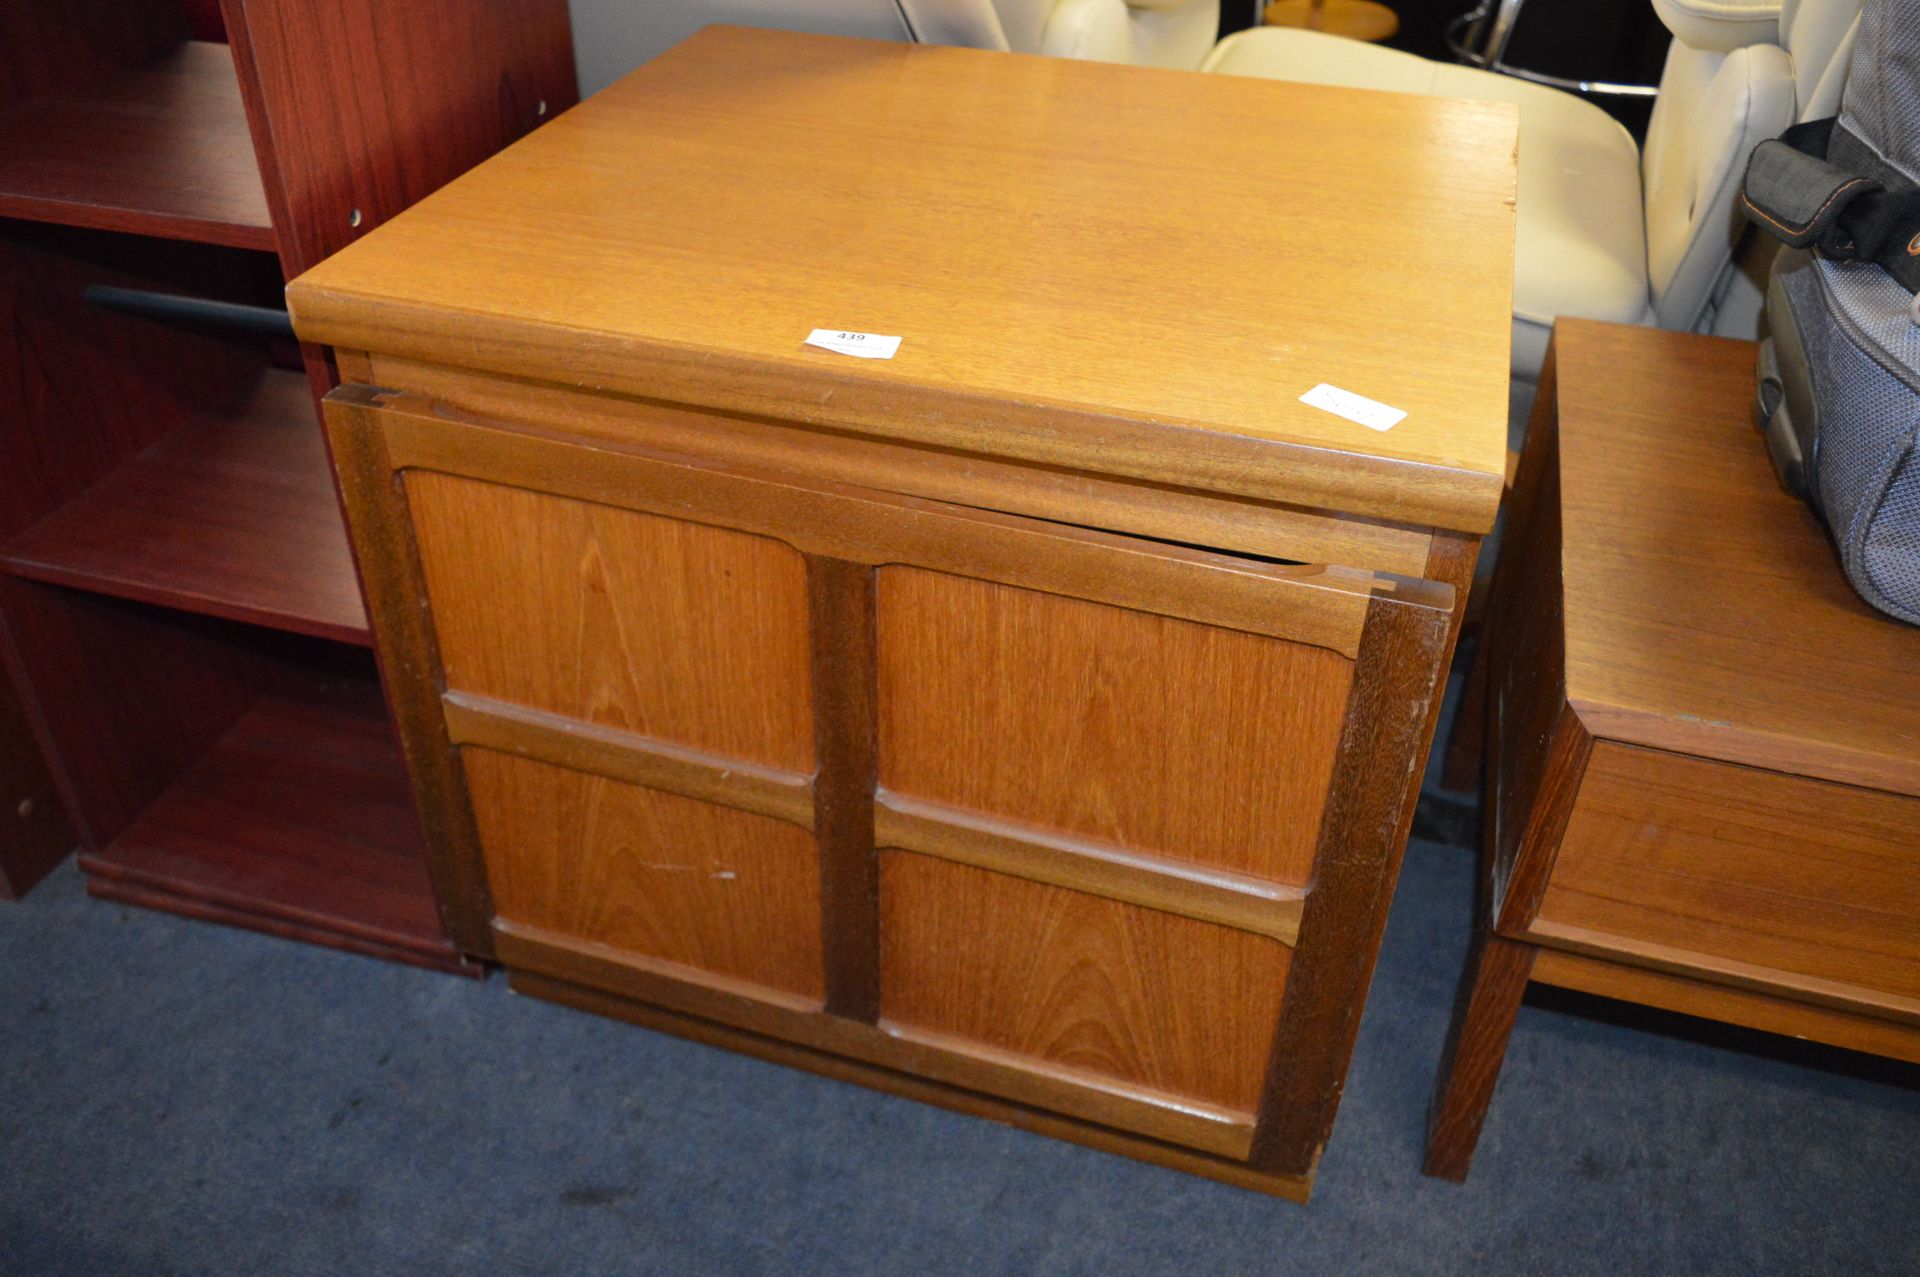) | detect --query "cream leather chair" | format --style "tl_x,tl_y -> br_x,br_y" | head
1204,0 -> 1863,377
907,0 -> 1864,379
897,0 -> 1220,68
